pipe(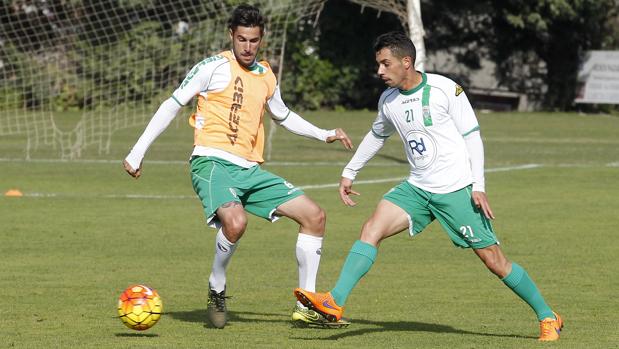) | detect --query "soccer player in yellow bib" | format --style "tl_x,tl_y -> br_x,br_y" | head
294,32 -> 563,341
123,4 -> 353,329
